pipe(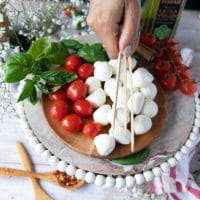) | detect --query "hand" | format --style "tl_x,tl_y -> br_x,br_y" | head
87,0 -> 141,59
